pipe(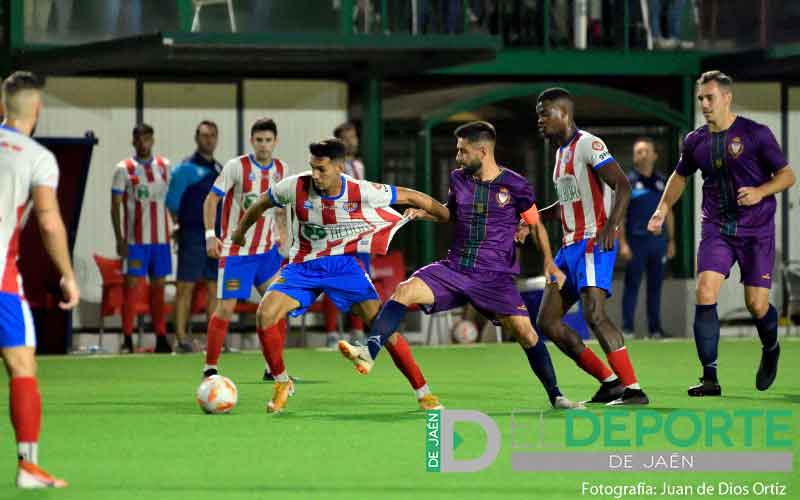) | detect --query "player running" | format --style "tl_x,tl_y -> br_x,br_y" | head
0,71 -> 79,488
648,71 -> 795,396
339,121 -> 583,410
111,123 -> 172,354
535,88 -> 649,406
202,118 -> 288,379
232,138 -> 448,413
